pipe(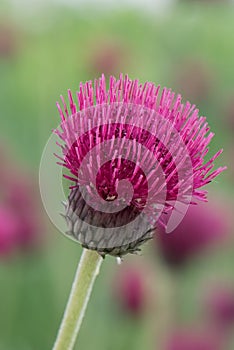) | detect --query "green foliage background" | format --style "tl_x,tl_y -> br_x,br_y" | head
0,2 -> 233,349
